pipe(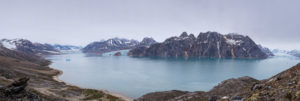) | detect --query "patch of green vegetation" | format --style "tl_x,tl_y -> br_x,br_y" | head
248,93 -> 259,101
107,95 -> 119,101
83,89 -> 105,100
